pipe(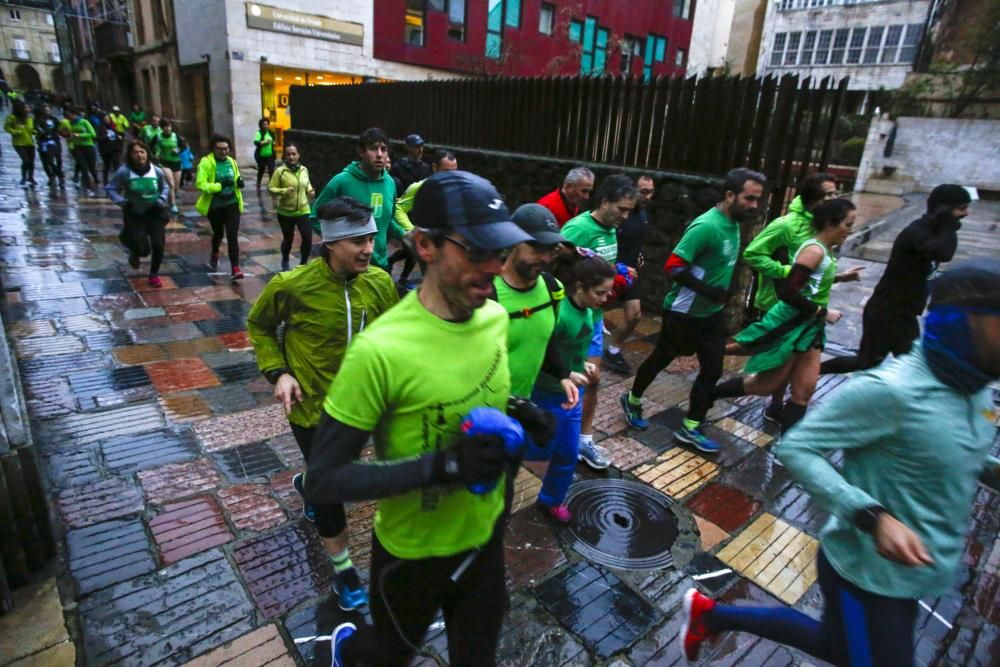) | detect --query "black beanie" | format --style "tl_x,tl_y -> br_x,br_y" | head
929,258 -> 1000,310
927,184 -> 971,213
